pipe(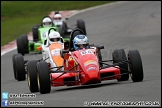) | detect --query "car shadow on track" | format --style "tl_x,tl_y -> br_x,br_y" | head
24,80 -> 145,94
1,79 -> 20,84
51,79 -> 148,93
51,80 -> 132,93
